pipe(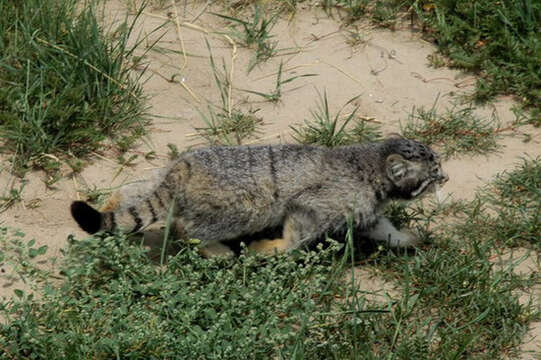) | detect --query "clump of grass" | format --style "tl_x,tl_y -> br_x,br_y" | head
0,0 -> 150,174
213,4 -> 279,72
452,157 -> 540,251
291,90 -> 382,147
196,106 -> 263,145
0,227 -> 50,289
321,0 -> 540,110
0,172 -> 537,358
241,61 -> 318,103
418,0 -> 541,108
0,180 -> 27,214
401,97 -> 501,159
322,0 -> 370,23
195,41 -> 263,145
